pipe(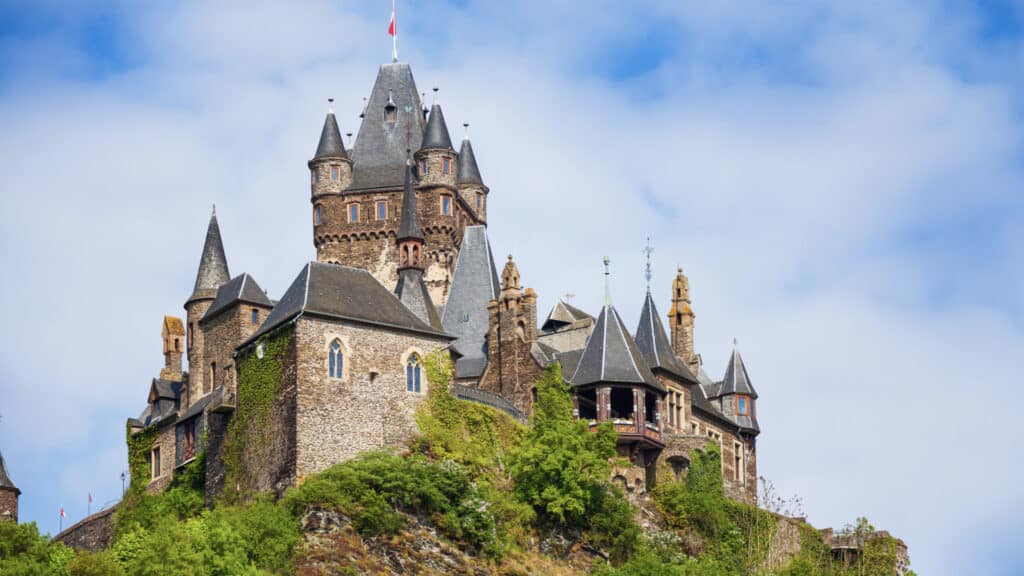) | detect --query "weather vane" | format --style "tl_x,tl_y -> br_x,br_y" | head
643,236 -> 654,291
603,256 -> 611,306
